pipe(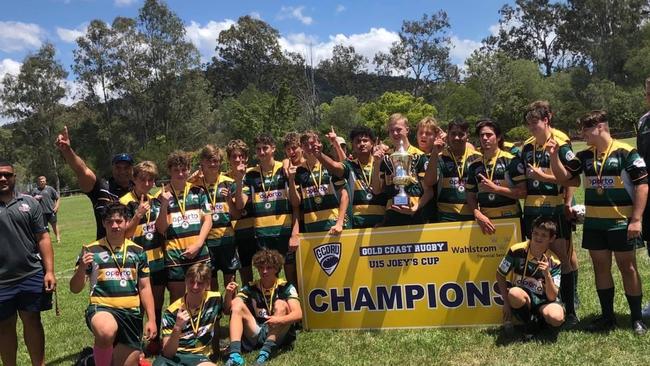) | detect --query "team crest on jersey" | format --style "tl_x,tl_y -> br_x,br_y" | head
565,150 -> 576,161
633,158 -> 646,168
99,252 -> 110,263
18,203 -> 30,212
313,242 -> 341,276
